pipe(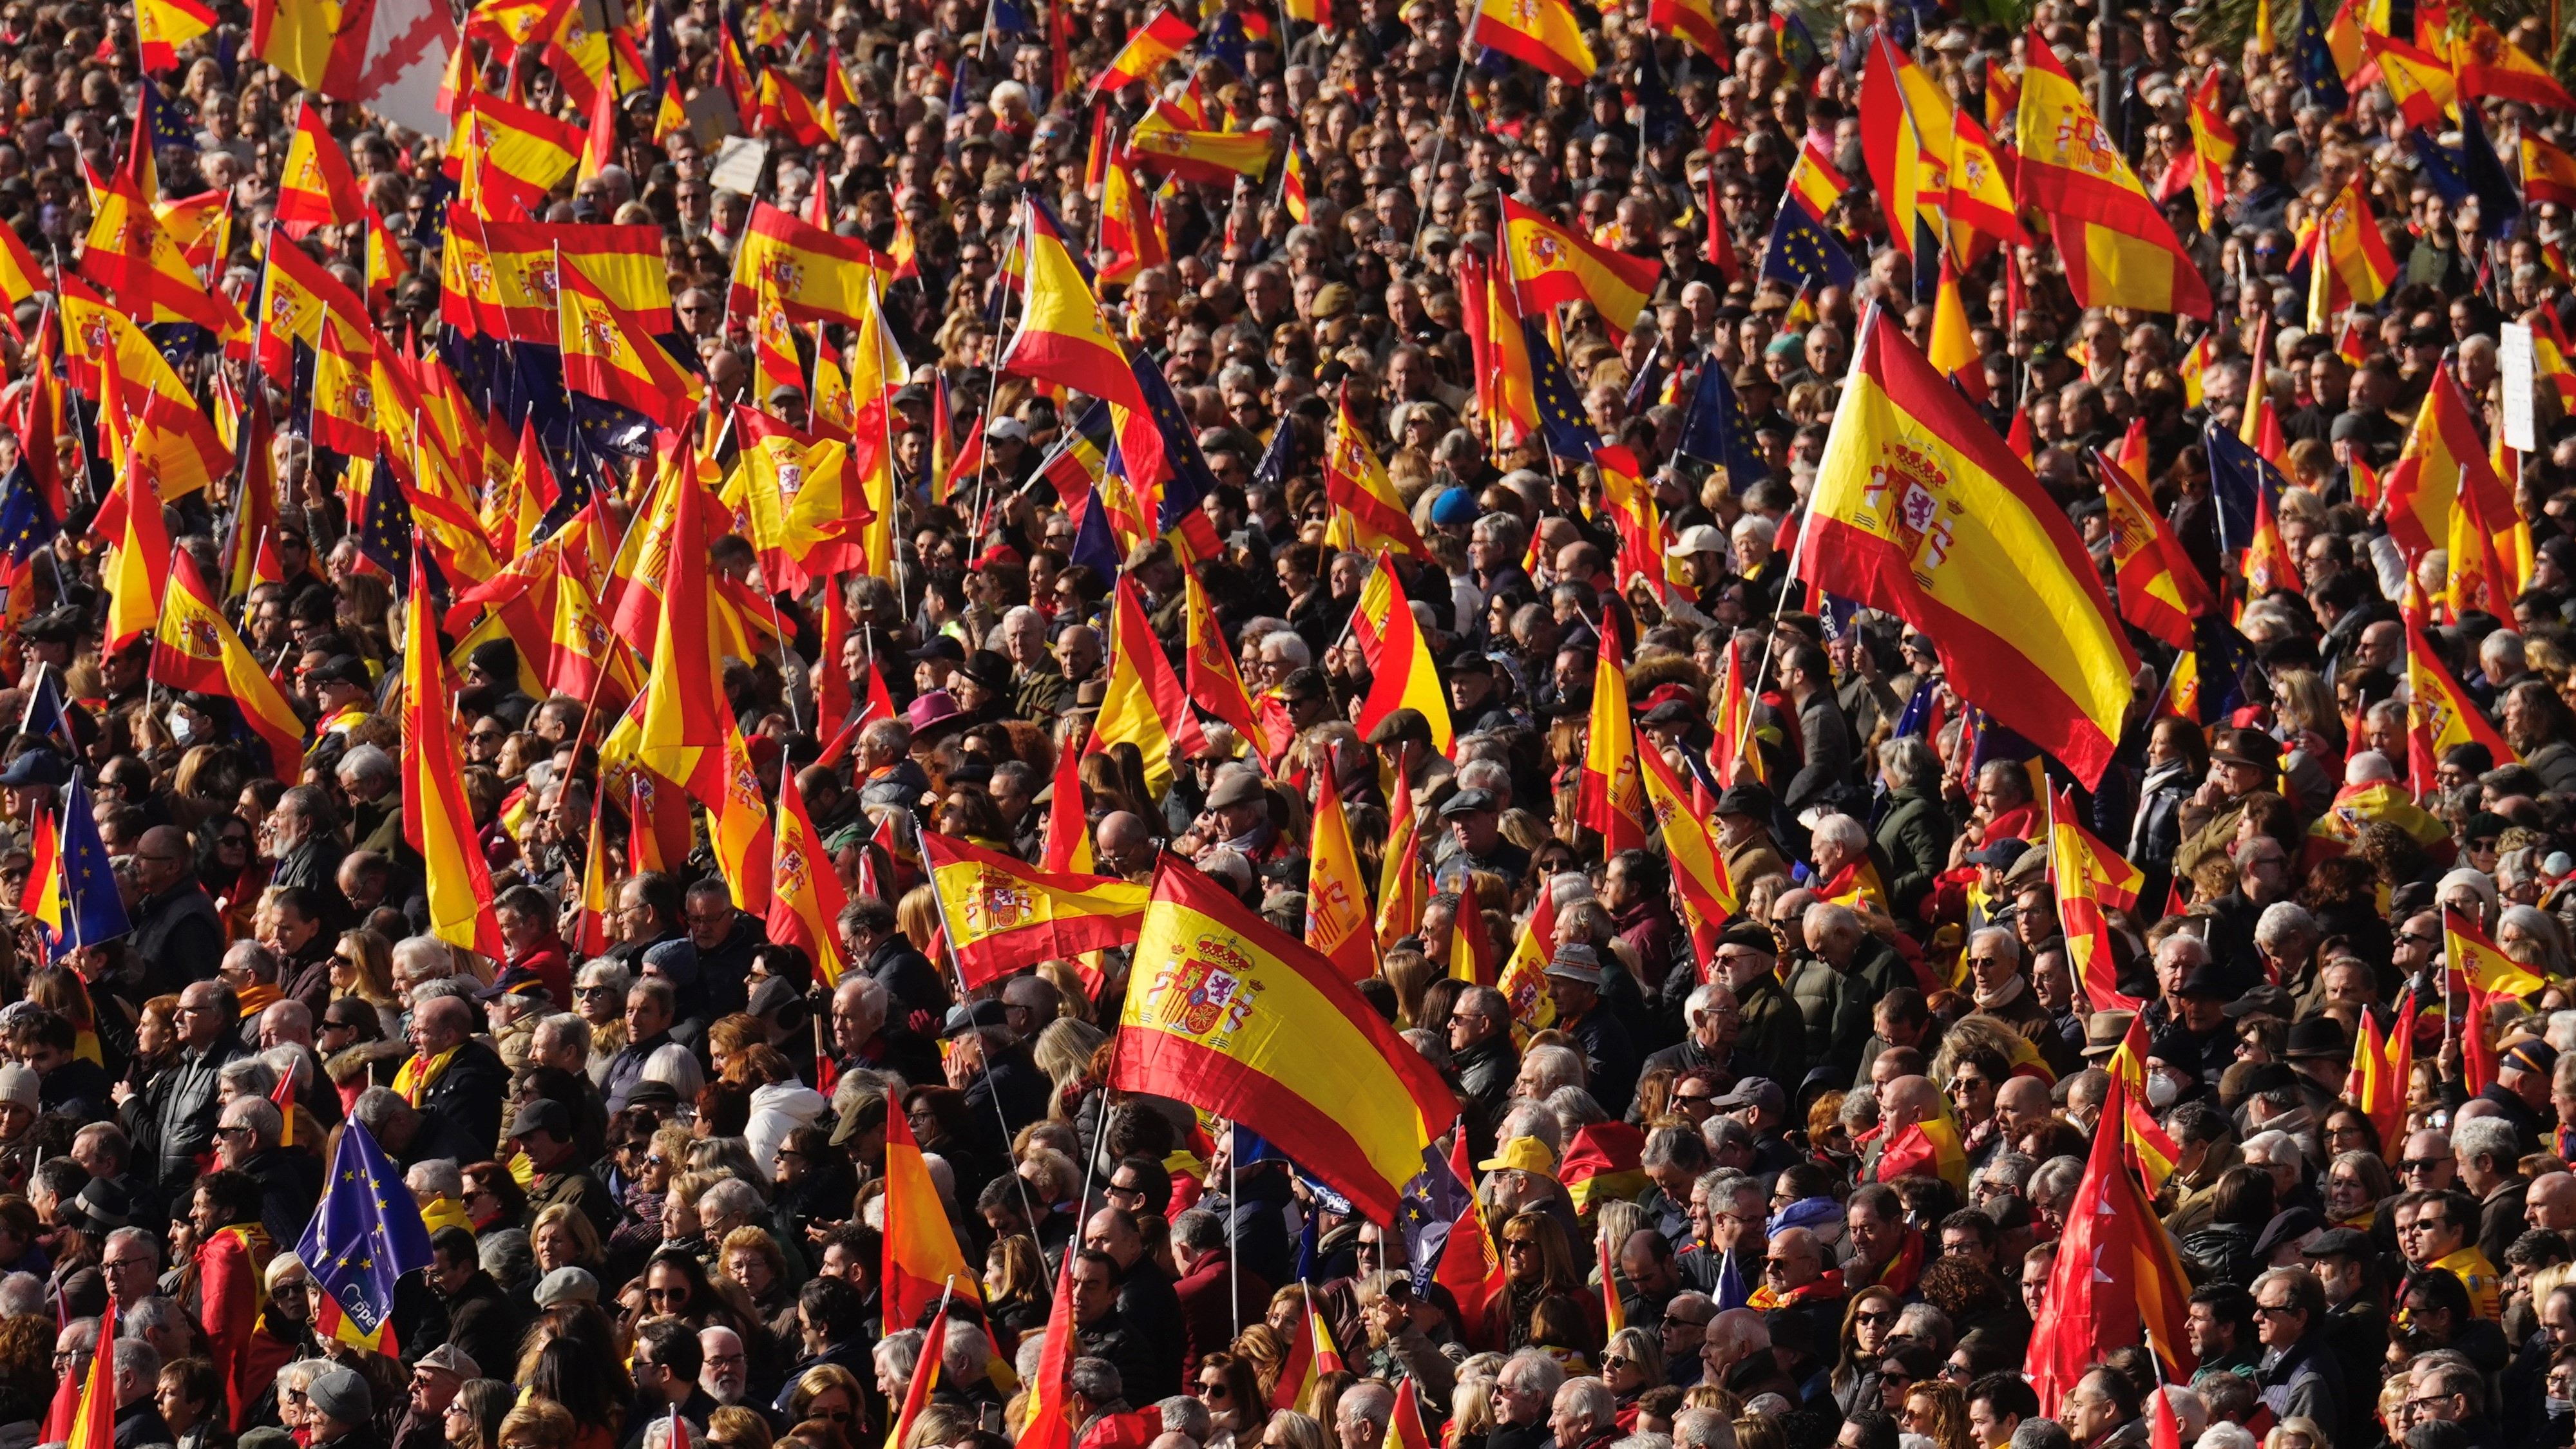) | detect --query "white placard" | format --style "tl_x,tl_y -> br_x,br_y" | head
2503,321 -> 2537,454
